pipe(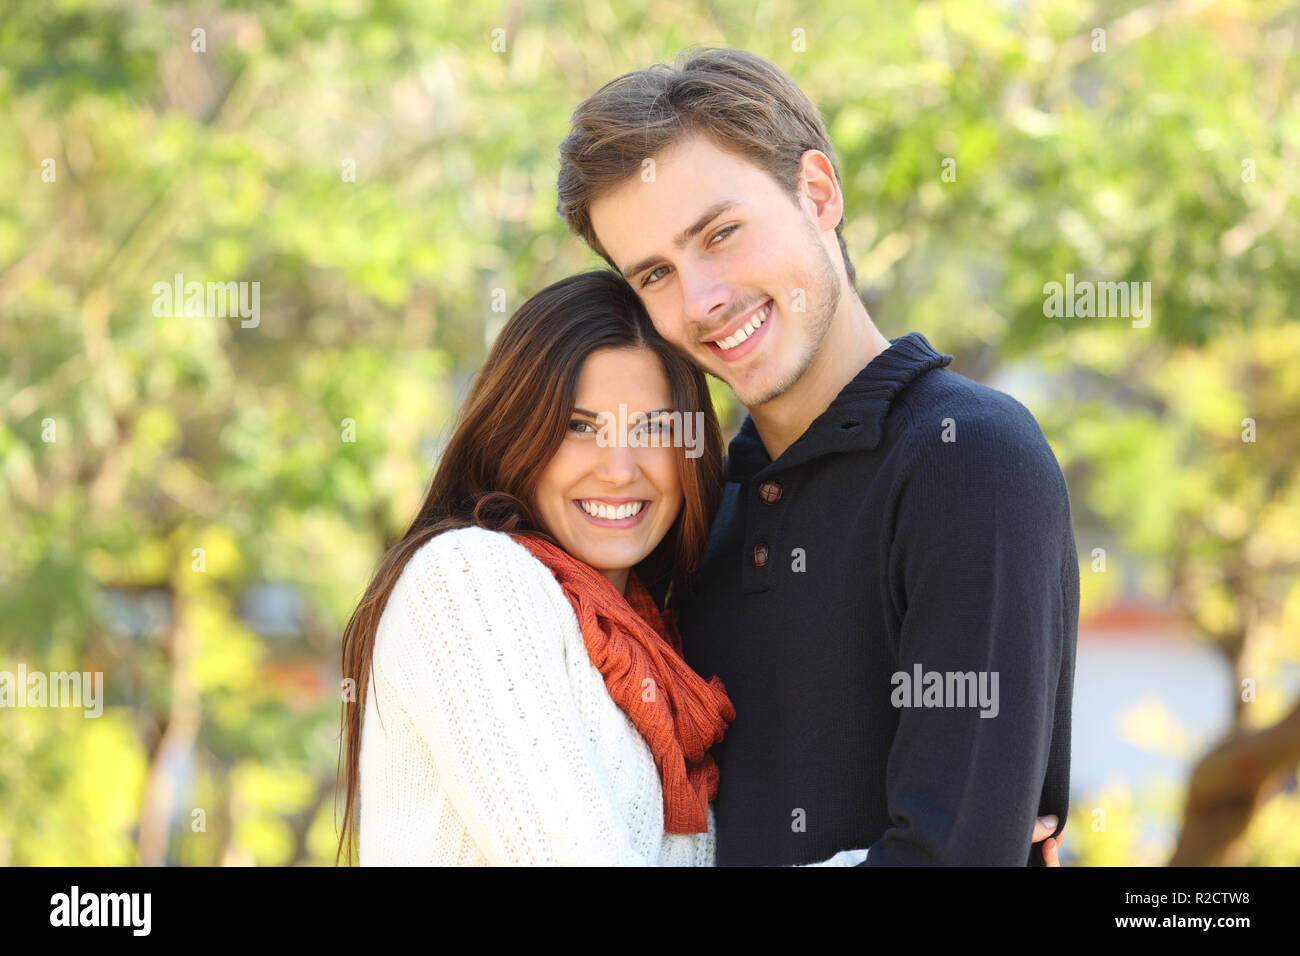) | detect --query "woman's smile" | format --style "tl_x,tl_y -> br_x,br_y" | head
573,497 -> 651,526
